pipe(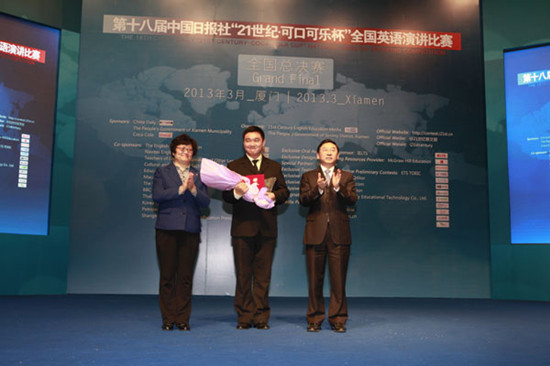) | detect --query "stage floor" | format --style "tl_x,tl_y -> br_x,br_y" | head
1,295 -> 549,365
